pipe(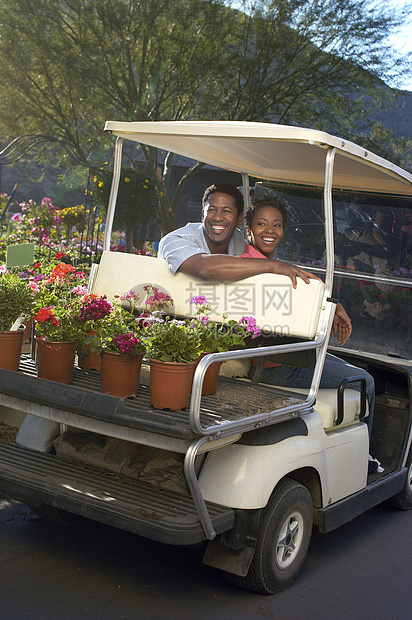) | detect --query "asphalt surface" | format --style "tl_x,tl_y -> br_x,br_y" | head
1,496 -> 412,620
